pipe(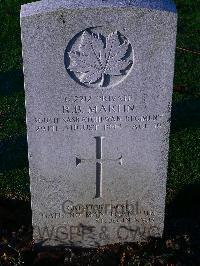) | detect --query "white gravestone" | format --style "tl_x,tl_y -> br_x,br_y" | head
21,0 -> 177,247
